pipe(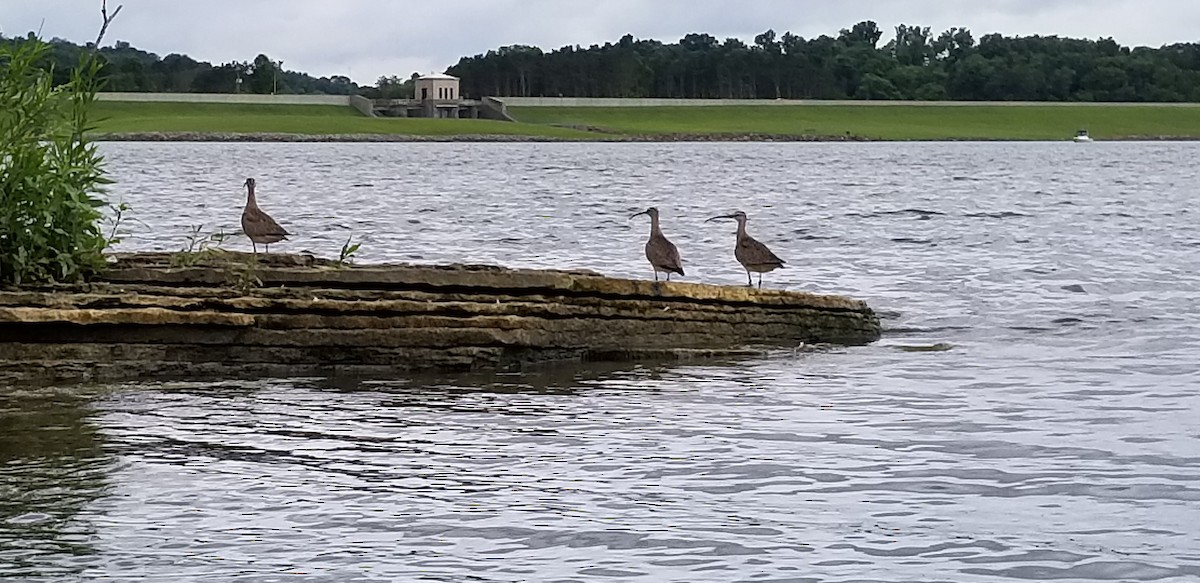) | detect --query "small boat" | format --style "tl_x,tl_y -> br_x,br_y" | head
1073,129 -> 1093,143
